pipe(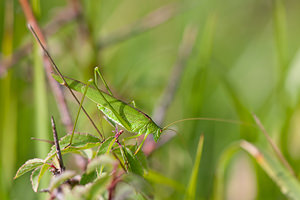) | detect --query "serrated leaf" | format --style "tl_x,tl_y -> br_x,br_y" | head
14,158 -> 45,179
30,164 -> 50,192
45,133 -> 101,162
49,170 -> 76,192
86,155 -> 116,174
124,147 -> 144,176
85,175 -> 111,200
97,137 -> 115,156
